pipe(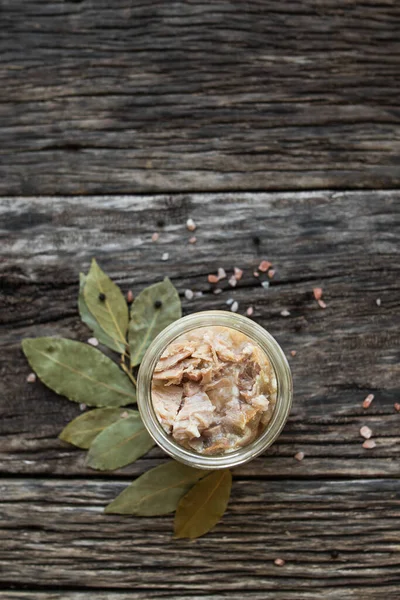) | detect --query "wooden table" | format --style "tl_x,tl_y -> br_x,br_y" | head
1,3 -> 399,599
